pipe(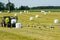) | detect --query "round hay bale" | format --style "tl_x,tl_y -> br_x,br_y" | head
7,11 -> 10,13
54,19 -> 59,24
41,10 -> 45,13
14,13 -> 17,17
24,10 -> 26,13
0,11 -> 2,14
30,17 -> 34,21
20,11 -> 23,14
41,10 -> 47,15
35,15 -> 39,18
44,12 -> 47,15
